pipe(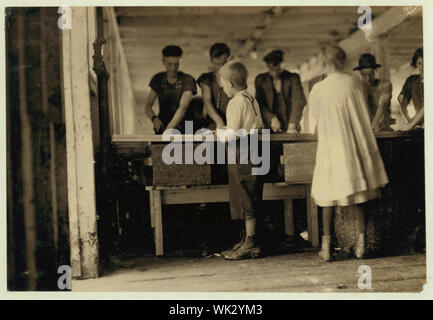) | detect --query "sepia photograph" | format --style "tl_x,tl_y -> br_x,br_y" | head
3,2 -> 429,298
